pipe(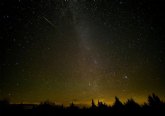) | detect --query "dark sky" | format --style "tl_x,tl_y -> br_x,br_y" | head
0,0 -> 165,105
